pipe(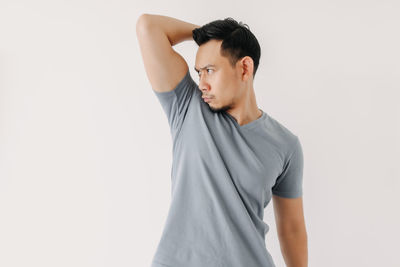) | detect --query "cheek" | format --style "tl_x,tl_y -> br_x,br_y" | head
213,74 -> 232,98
